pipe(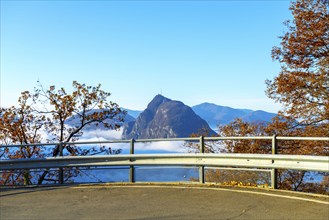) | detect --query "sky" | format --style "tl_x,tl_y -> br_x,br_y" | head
1,0 -> 292,113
